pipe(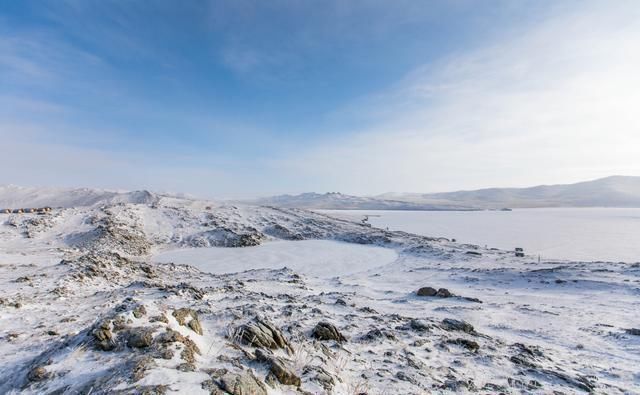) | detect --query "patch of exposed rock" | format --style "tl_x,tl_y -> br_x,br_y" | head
311,321 -> 347,343
235,318 -> 291,351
